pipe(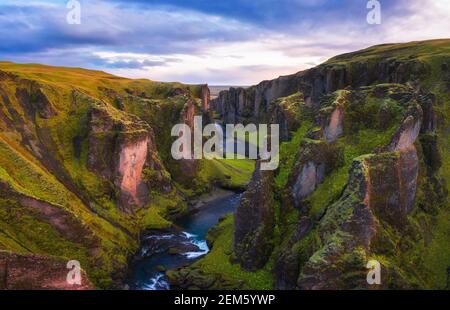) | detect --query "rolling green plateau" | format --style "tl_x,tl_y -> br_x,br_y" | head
0,39 -> 449,290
